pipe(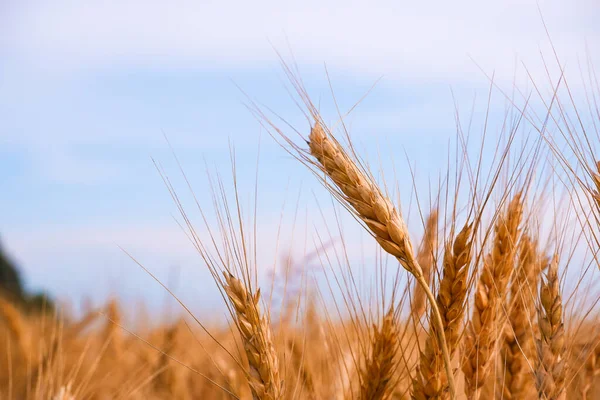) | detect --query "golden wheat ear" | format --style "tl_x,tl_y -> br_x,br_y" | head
307,121 -> 457,398
412,221 -> 473,400
535,256 -> 567,400
462,193 -> 523,400
357,307 -> 399,400
411,211 -> 439,321
223,272 -> 282,400
499,235 -> 541,399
